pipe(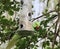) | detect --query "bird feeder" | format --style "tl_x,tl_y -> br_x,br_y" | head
18,0 -> 34,35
